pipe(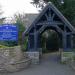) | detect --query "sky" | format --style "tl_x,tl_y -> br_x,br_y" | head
0,0 -> 38,18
